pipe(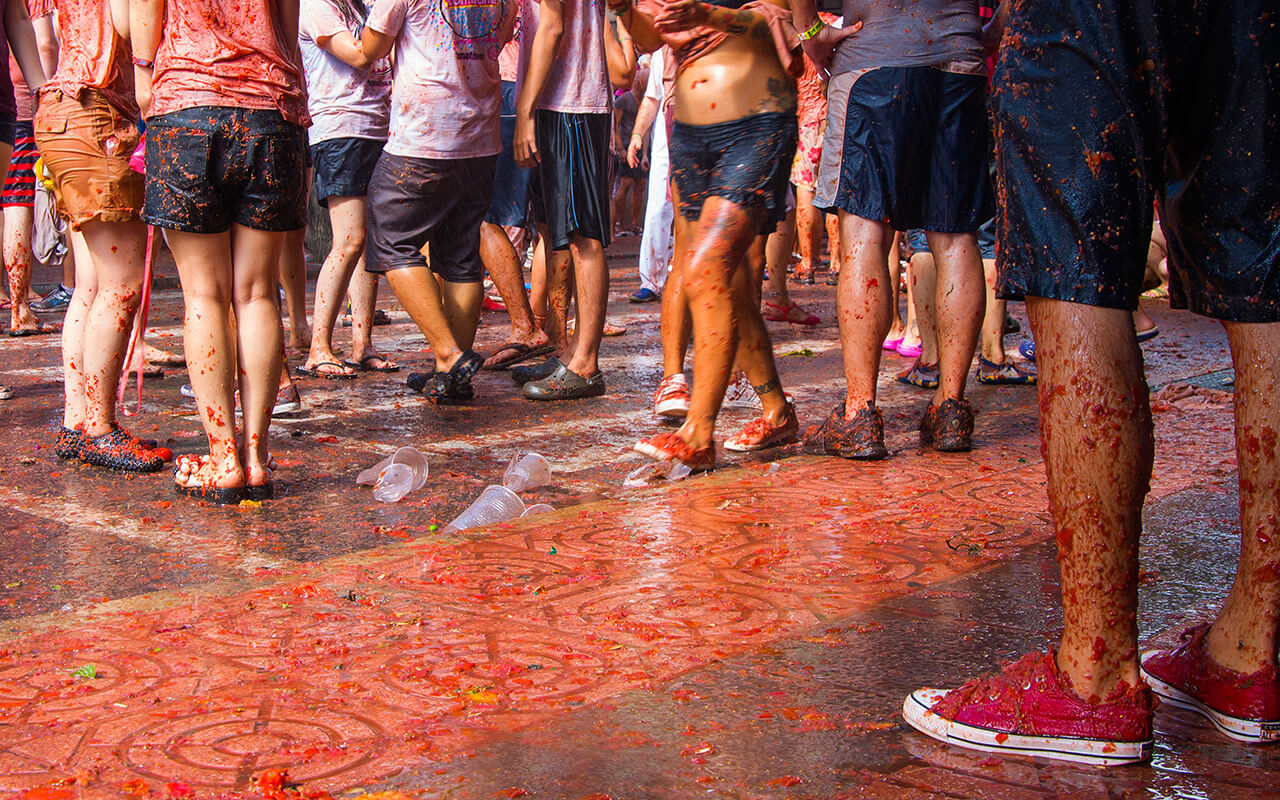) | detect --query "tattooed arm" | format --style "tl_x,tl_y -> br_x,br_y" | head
655,0 -> 770,42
